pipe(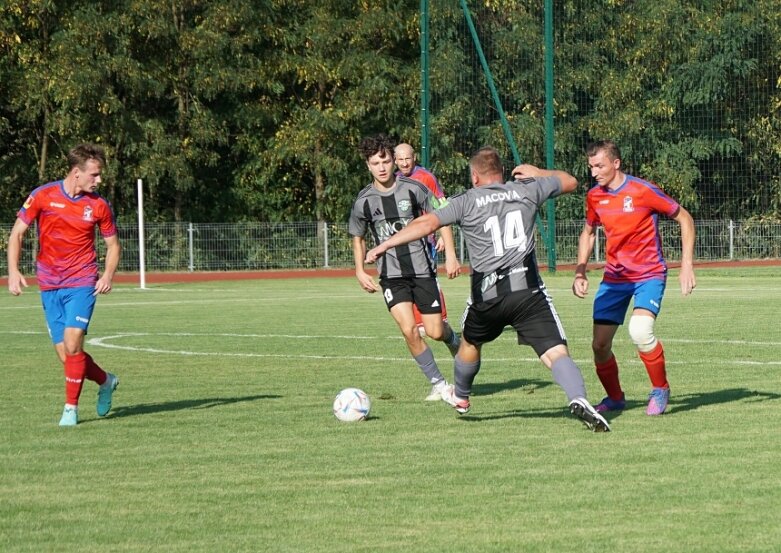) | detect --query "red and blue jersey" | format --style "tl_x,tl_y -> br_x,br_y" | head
397,166 -> 447,259
405,165 -> 446,200
586,175 -> 680,283
17,180 -> 118,291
